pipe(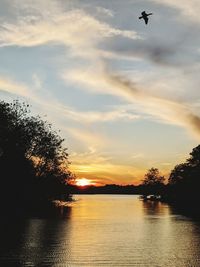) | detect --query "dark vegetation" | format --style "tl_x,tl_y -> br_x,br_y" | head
166,145 -> 200,206
1,100 -> 200,215
137,149 -> 200,215
140,167 -> 165,196
68,184 -> 144,194
72,151 -> 200,214
0,100 -> 73,215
